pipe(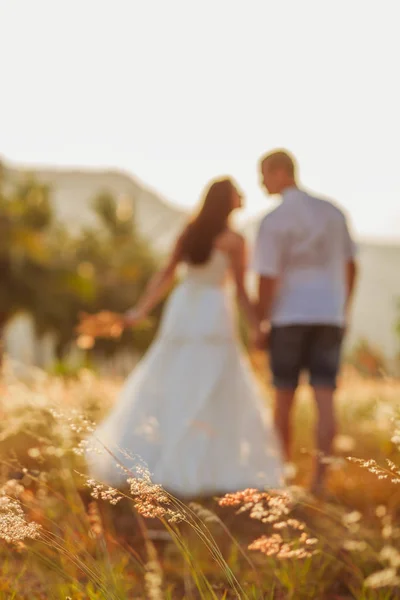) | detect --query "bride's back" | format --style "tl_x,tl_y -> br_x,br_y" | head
185,249 -> 229,288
